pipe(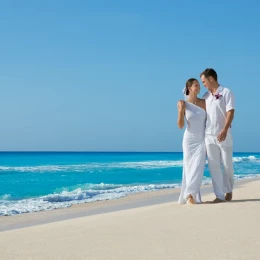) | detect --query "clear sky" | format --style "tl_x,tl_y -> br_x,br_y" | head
0,0 -> 259,152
